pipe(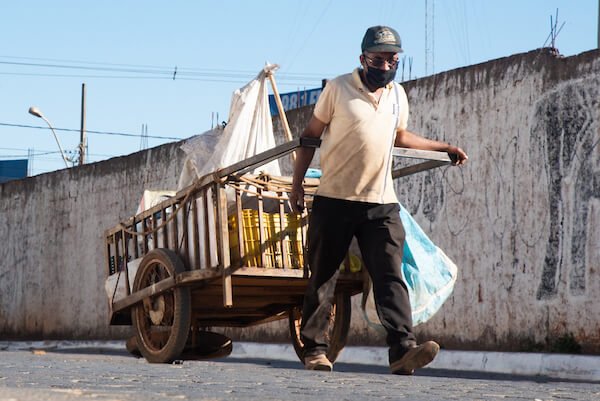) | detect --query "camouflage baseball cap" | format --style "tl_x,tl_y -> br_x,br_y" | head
361,26 -> 403,53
